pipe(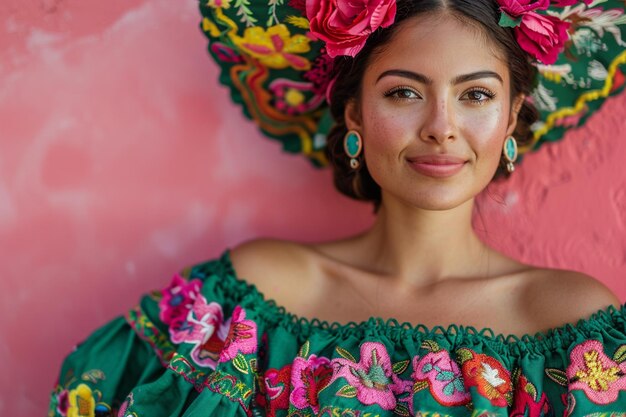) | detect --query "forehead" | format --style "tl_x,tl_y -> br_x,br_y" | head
367,13 -> 508,80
